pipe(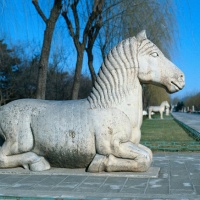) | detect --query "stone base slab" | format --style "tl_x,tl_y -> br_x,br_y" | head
0,167 -> 160,178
